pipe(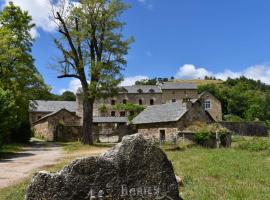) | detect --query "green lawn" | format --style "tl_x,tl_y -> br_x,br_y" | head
1,139 -> 270,200
167,147 -> 270,200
